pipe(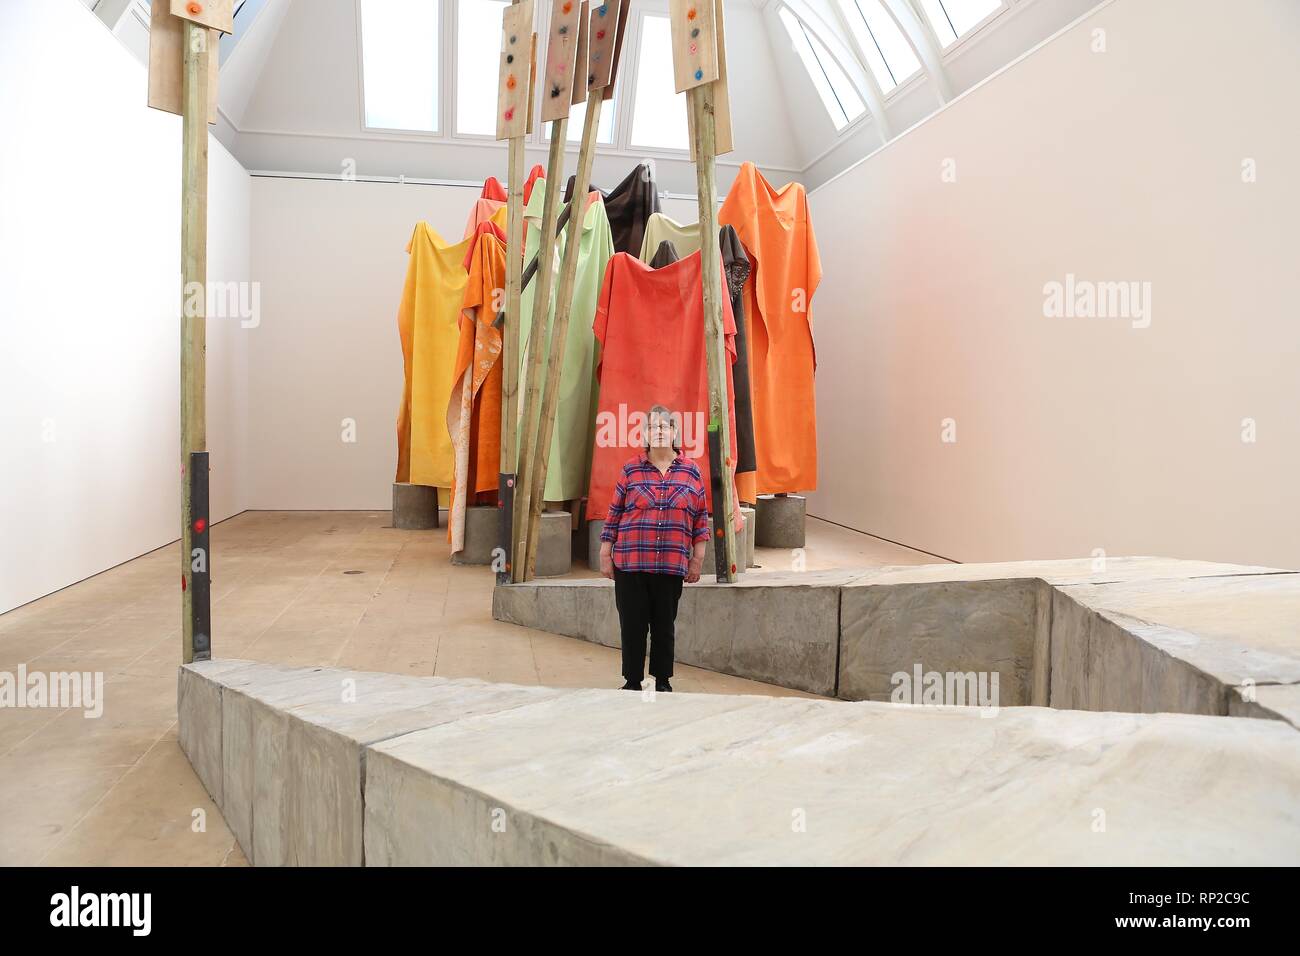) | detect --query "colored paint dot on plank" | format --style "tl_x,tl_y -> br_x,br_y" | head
504,107 -> 515,120
596,29 -> 606,39
687,7 -> 697,20
562,1 -> 572,12
507,53 -> 514,63
689,43 -> 697,54
507,75 -> 517,89
598,4 -> 608,16
550,86 -> 561,97
695,69 -> 703,81
559,24 -> 567,34
194,517 -> 207,533
691,28 -> 700,38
